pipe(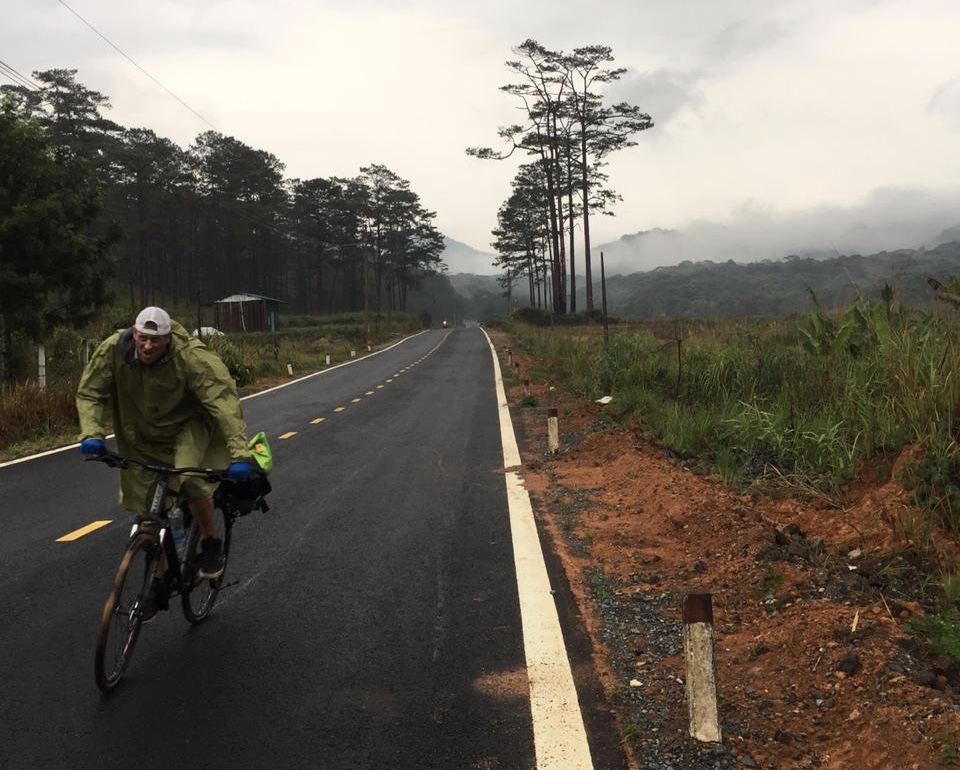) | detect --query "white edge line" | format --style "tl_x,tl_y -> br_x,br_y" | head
483,329 -> 594,770
0,330 -> 430,470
